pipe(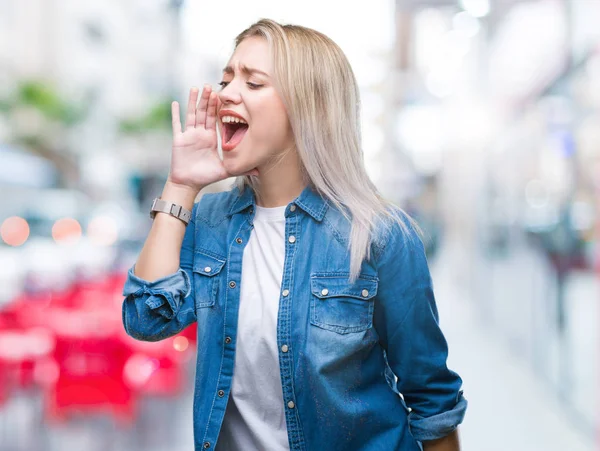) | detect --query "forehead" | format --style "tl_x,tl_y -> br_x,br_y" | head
226,36 -> 271,71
